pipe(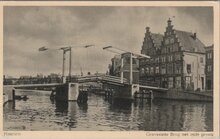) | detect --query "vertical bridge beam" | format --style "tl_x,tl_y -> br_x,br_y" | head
68,83 -> 79,101
120,57 -> 124,83
130,53 -> 133,84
